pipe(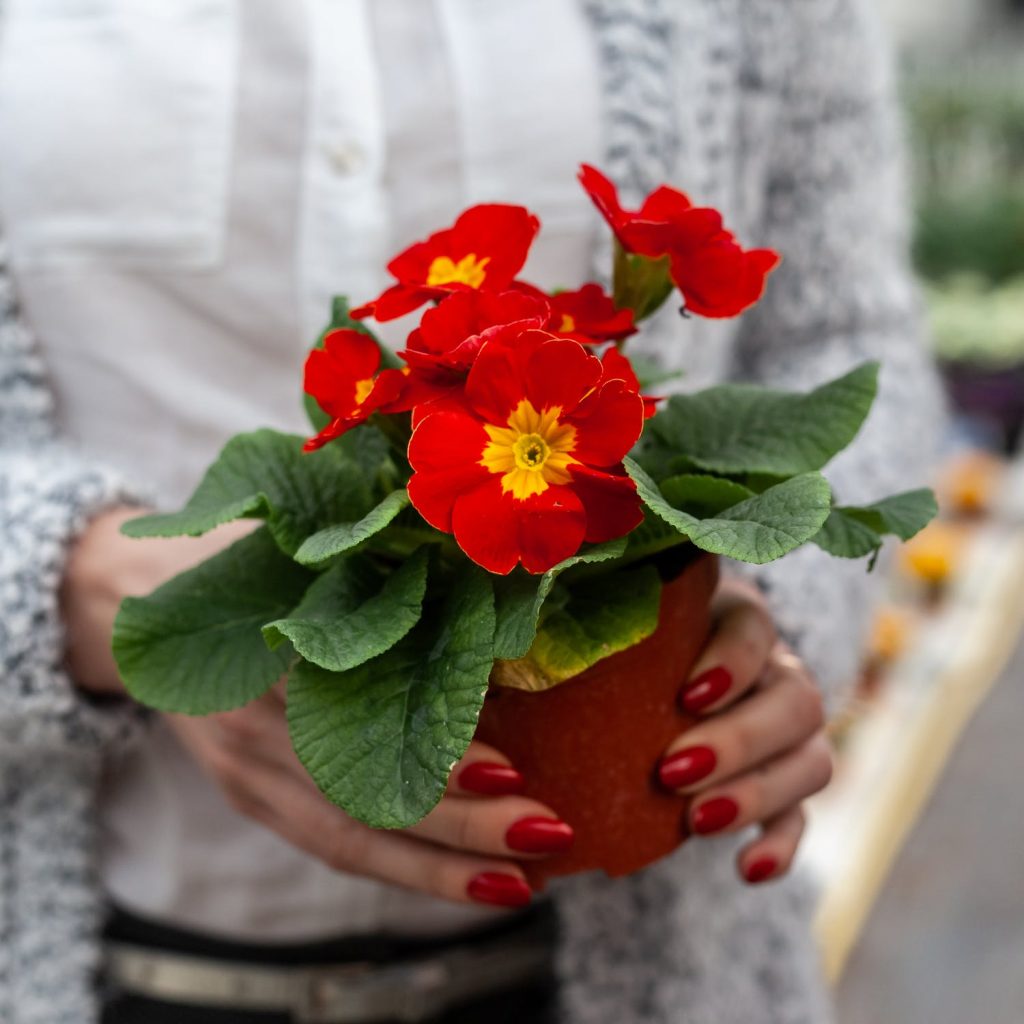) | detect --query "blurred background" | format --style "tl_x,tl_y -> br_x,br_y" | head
800,2 -> 1024,1020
